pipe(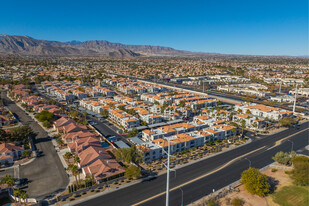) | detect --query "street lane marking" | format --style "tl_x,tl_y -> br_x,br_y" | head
133,146 -> 266,206
270,127 -> 309,149
133,127 -> 309,205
